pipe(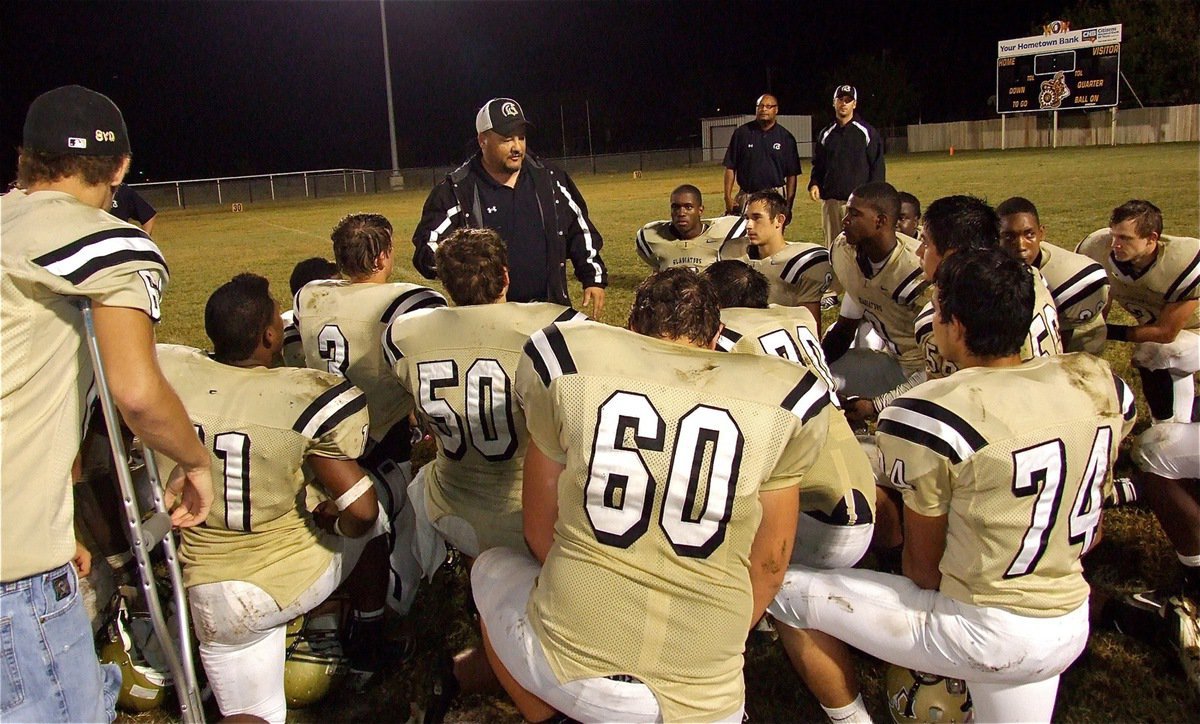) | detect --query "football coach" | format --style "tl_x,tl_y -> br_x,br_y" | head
412,98 -> 608,317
